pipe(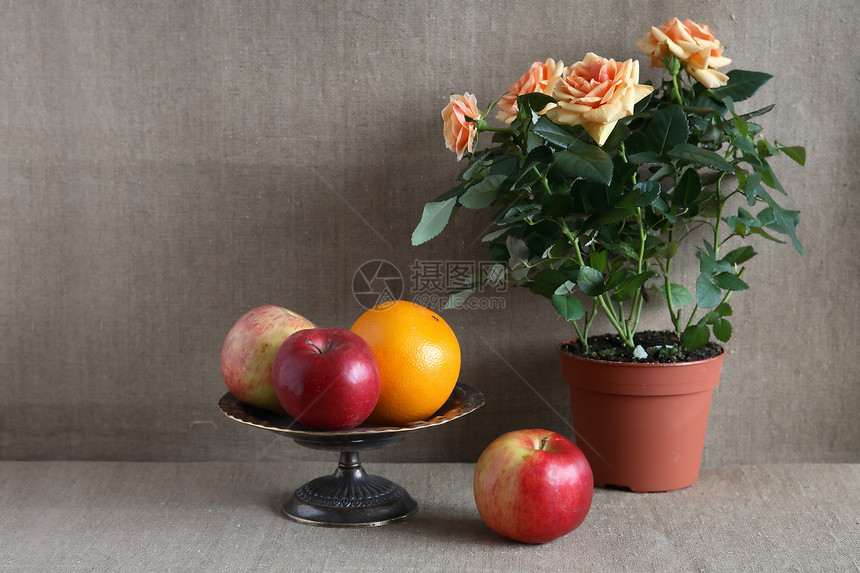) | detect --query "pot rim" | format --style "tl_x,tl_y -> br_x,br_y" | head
558,338 -> 724,396
558,338 -> 726,368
